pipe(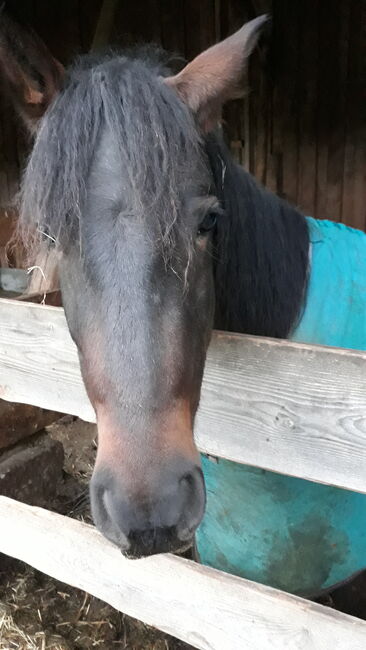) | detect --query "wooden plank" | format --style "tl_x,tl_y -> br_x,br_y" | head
26,247 -> 60,295
1,496 -> 366,650
182,0 -> 204,60
0,399 -> 61,450
323,1 -> 348,222
0,299 -> 93,422
0,298 -> 366,493
315,0 -> 334,219
33,0 -> 82,64
341,0 -> 366,230
78,0 -> 105,52
0,210 -> 17,267
0,268 -> 27,293
296,0 -> 318,214
0,98 -> 10,210
91,0 -> 119,51
113,0 -> 161,48
252,67 -> 264,182
160,0 -> 186,55
14,289 -> 62,306
352,0 -> 366,230
273,0 -> 299,205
